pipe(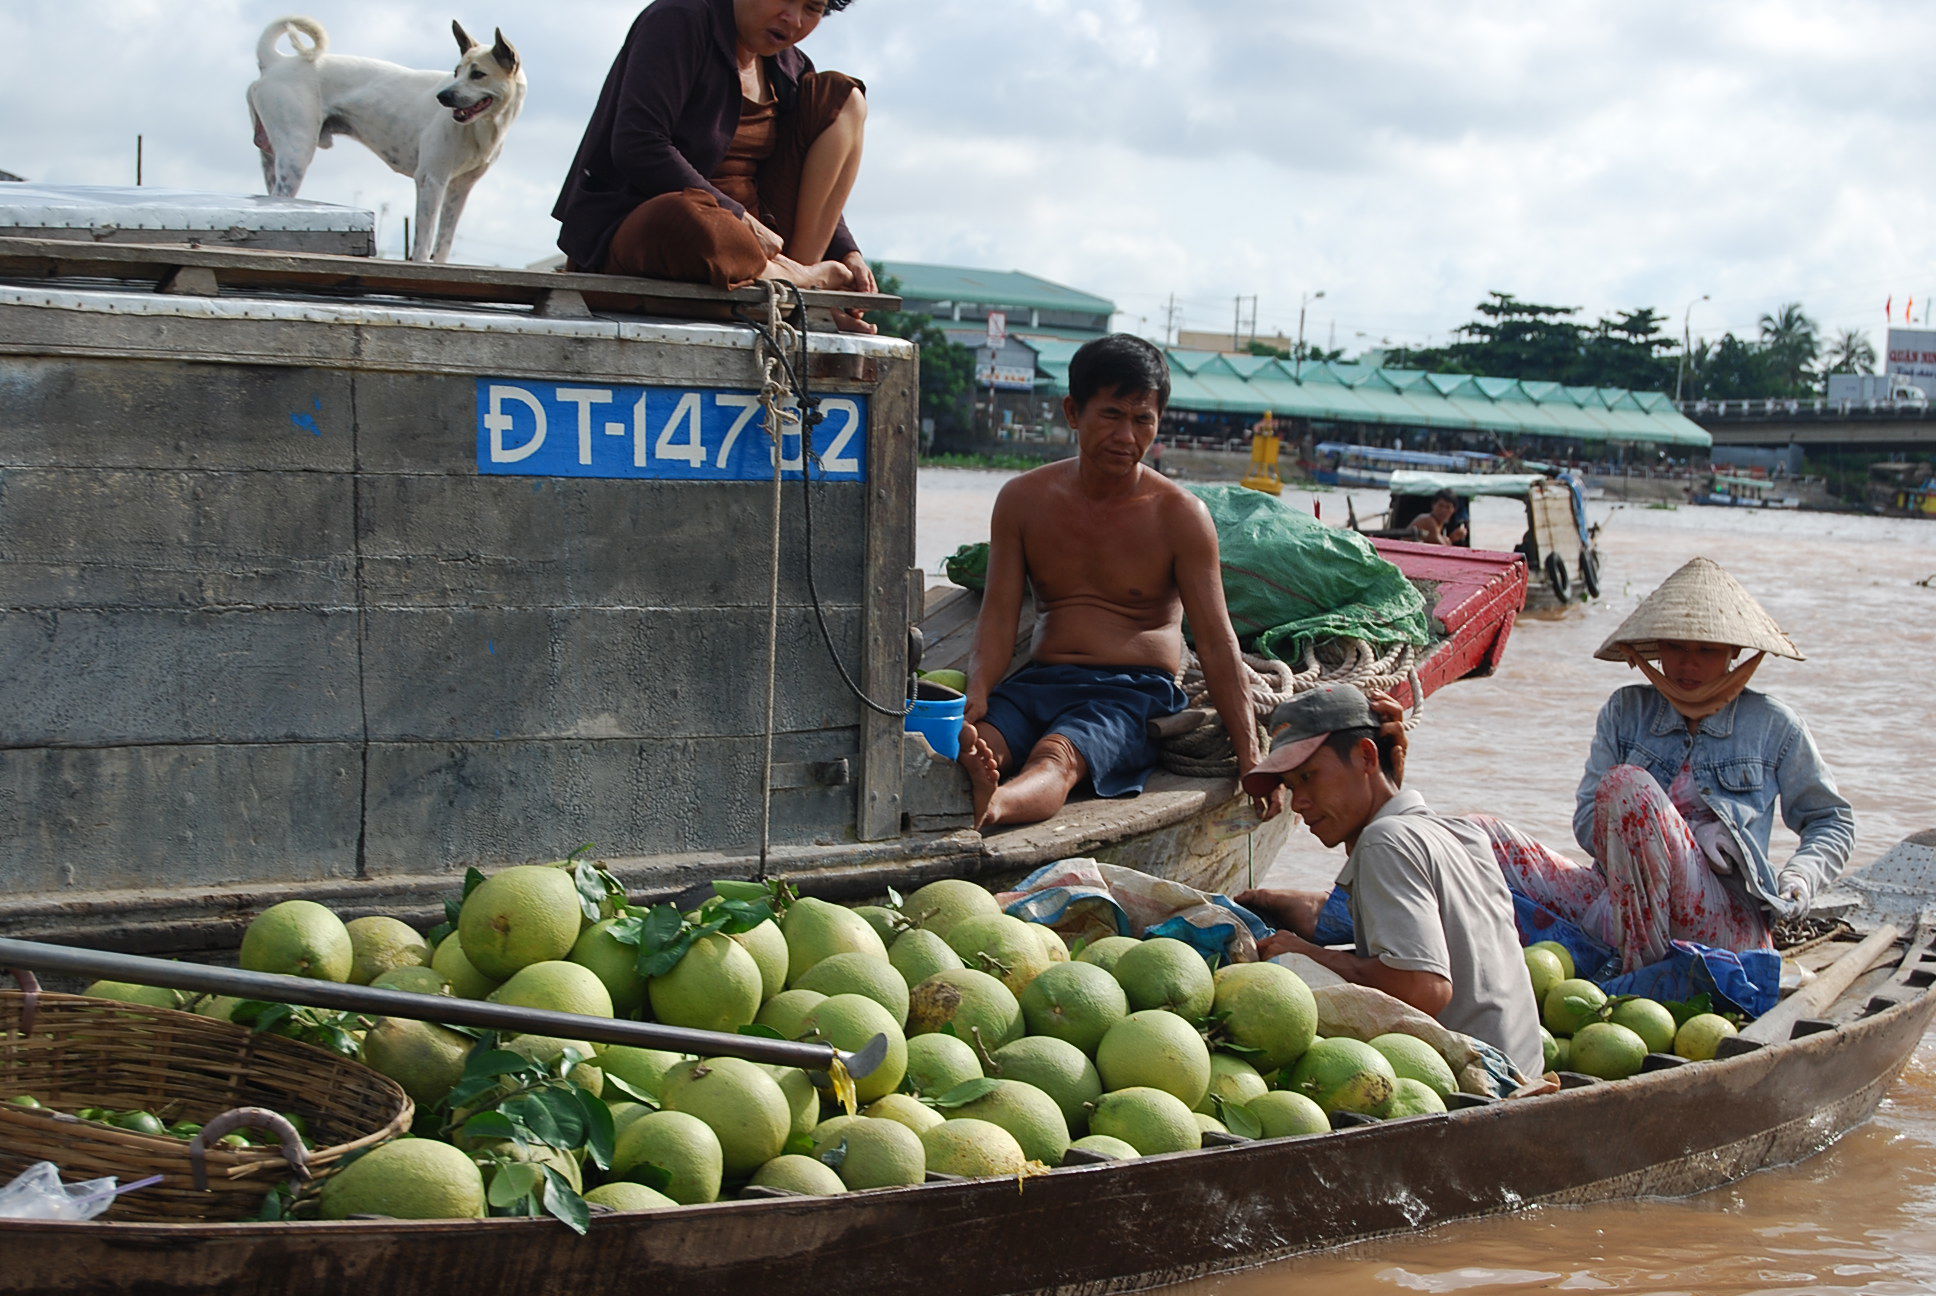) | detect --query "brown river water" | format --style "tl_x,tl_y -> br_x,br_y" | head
916,466 -> 1936,1295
